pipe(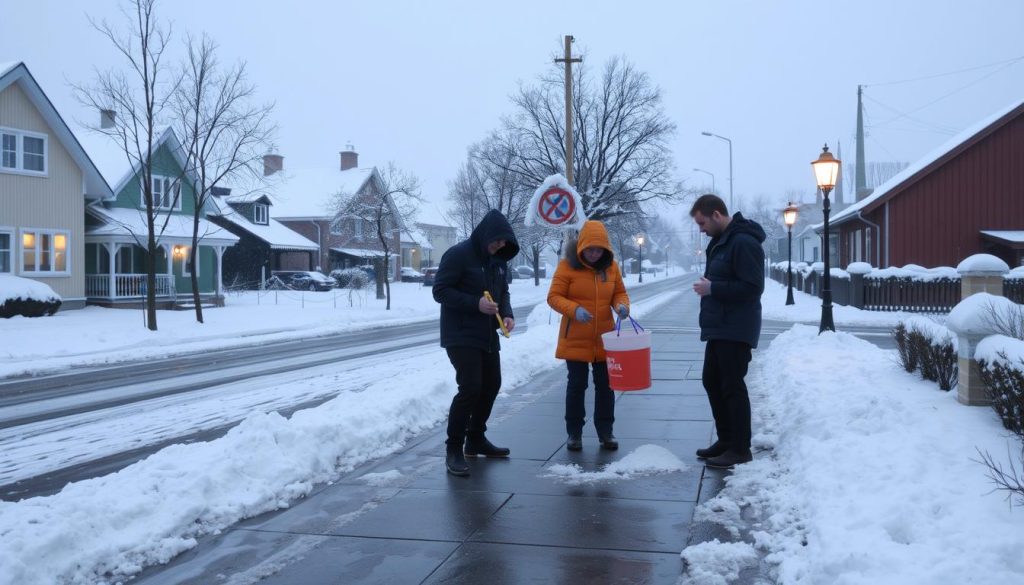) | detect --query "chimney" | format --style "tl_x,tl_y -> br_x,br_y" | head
263,153 -> 284,176
100,109 -> 116,129
340,142 -> 358,171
